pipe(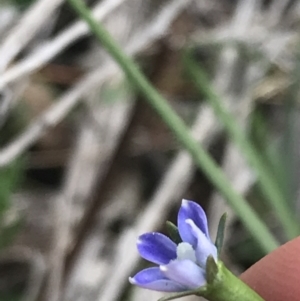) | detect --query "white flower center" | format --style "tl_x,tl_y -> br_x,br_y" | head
176,242 -> 196,263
